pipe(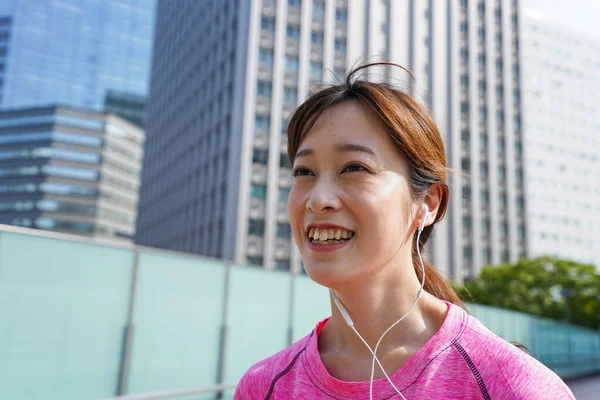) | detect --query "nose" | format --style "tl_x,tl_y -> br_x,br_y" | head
306,179 -> 342,214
